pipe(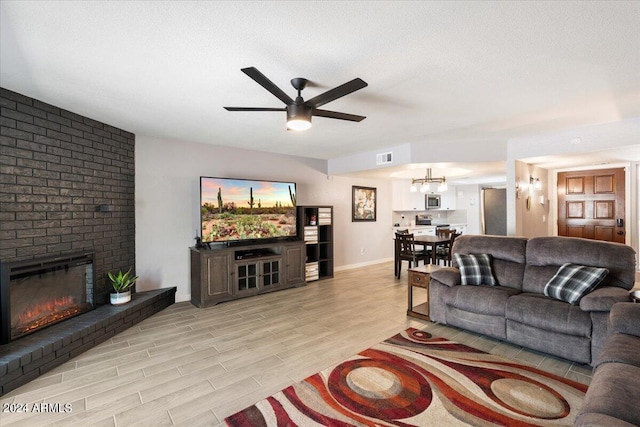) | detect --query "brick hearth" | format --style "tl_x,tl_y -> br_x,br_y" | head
0,287 -> 176,396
